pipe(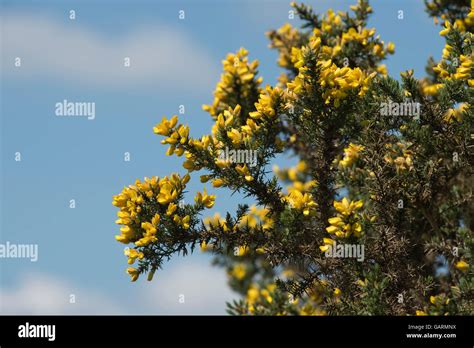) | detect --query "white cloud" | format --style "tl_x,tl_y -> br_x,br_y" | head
1,13 -> 218,90
0,273 -> 123,314
0,257 -> 237,315
138,258 -> 237,315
